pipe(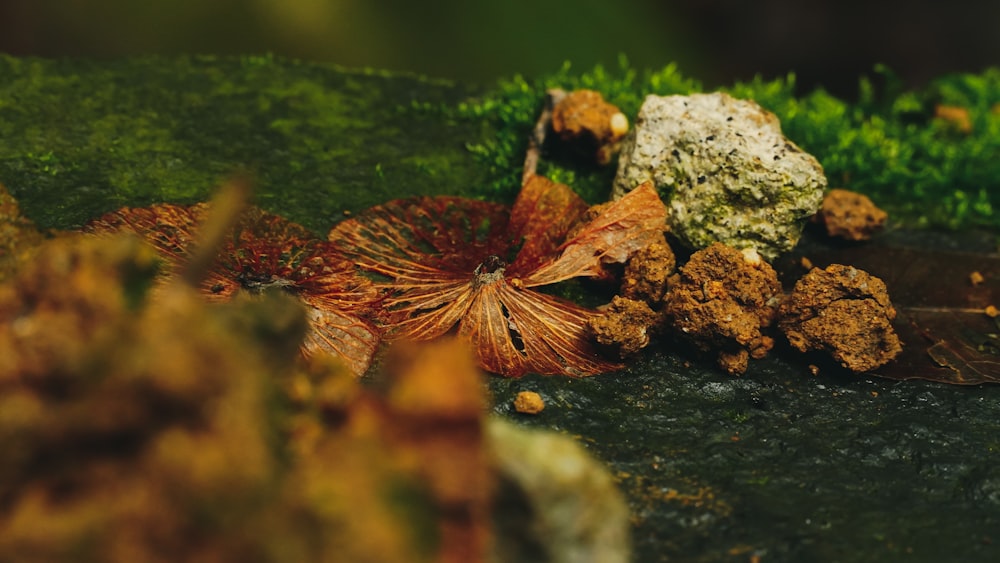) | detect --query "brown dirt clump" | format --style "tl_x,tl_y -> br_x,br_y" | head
551,89 -> 629,164
815,188 -> 888,241
588,295 -> 662,357
662,243 -> 782,375
621,238 -> 676,304
778,264 -> 902,372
